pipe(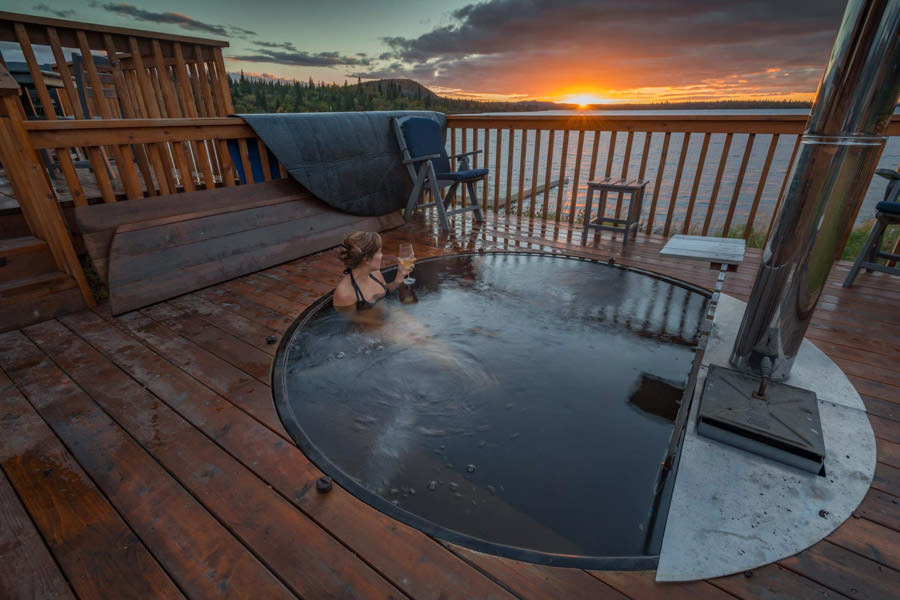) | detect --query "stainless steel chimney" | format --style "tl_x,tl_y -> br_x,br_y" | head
731,0 -> 900,379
